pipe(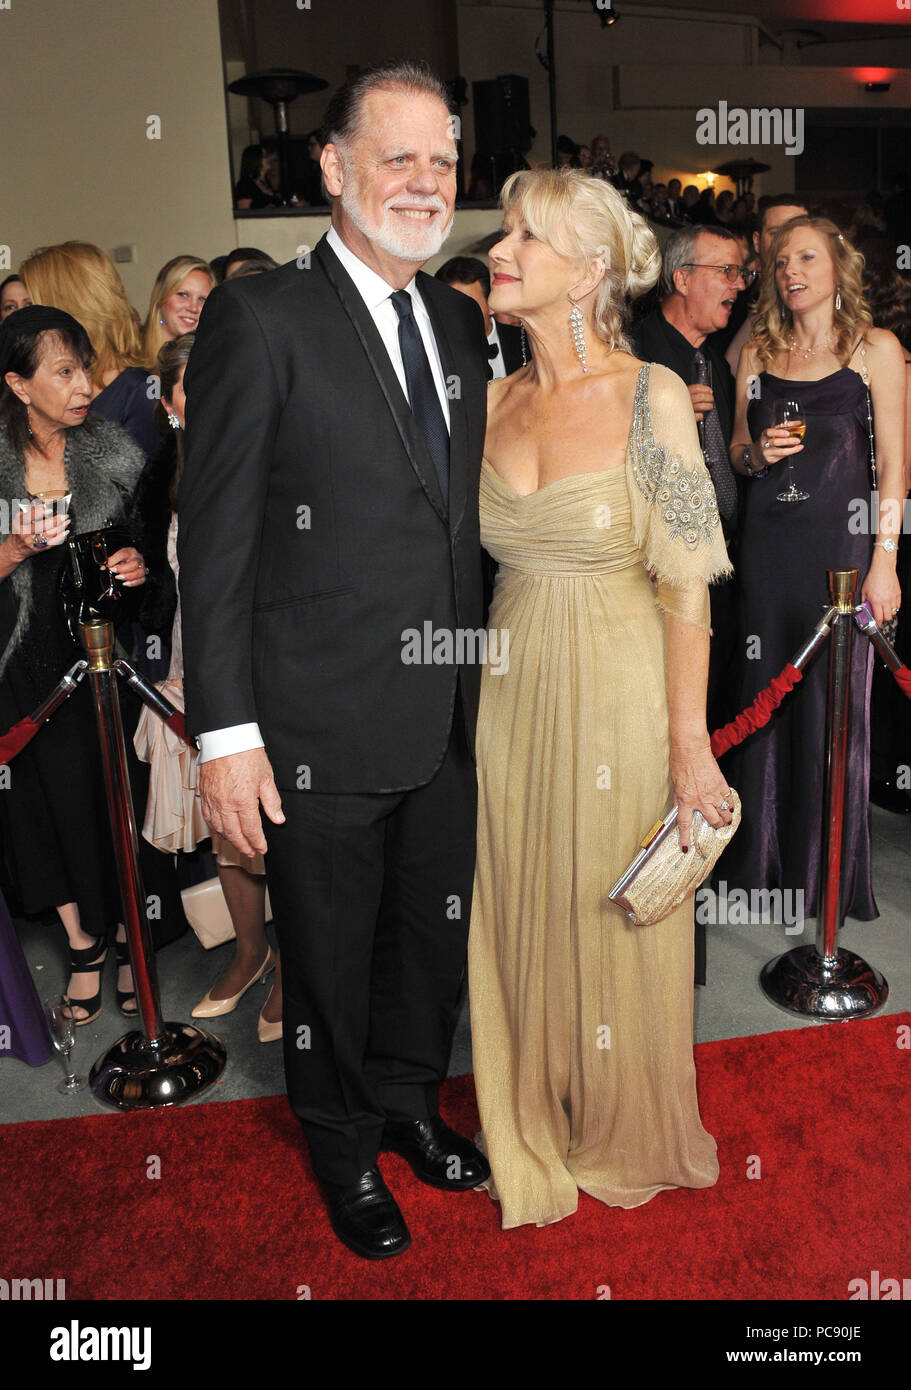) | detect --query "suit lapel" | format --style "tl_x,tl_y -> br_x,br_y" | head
315,237 -> 447,522
418,271 -> 469,536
